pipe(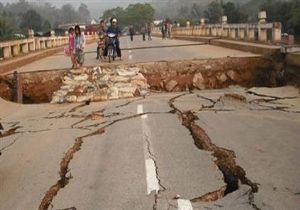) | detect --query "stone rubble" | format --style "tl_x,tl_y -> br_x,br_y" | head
51,67 -> 149,103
